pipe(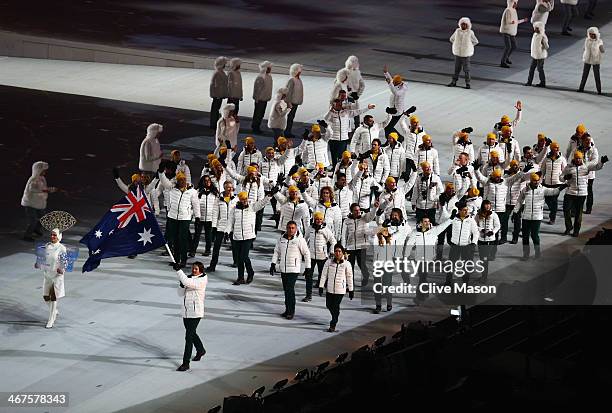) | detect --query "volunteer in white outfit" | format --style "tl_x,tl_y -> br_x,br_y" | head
36,228 -> 67,329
